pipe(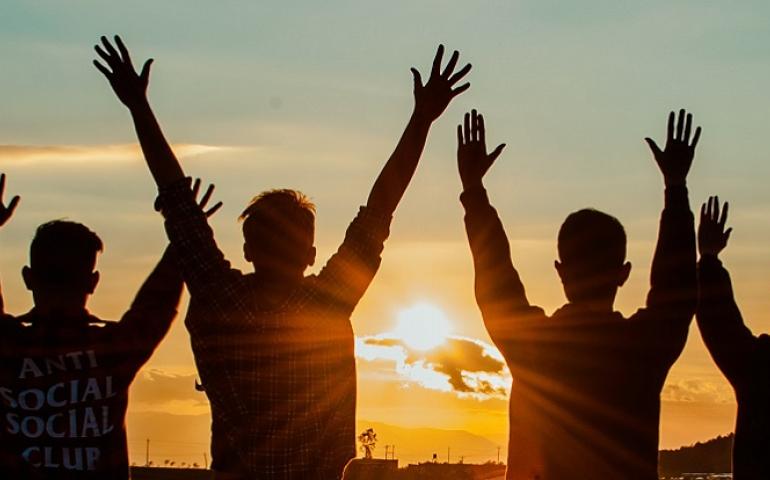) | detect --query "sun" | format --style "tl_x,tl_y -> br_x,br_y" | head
393,303 -> 452,351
